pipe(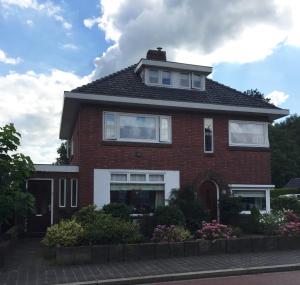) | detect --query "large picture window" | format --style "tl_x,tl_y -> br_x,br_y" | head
232,190 -> 266,211
229,120 -> 269,147
103,112 -> 171,143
